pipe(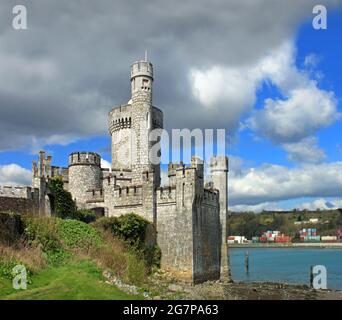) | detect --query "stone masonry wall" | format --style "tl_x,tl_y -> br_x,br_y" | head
0,197 -> 39,214
193,190 -> 221,283
157,203 -> 194,281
